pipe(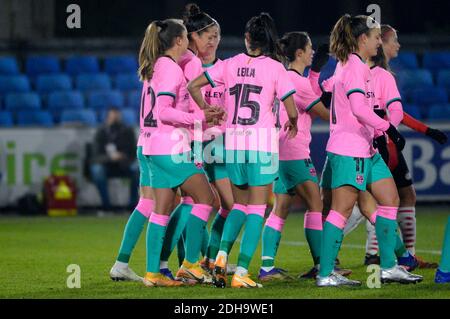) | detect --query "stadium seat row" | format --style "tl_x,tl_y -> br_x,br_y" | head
1,52 -> 449,75
0,73 -> 141,94
0,55 -> 139,77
